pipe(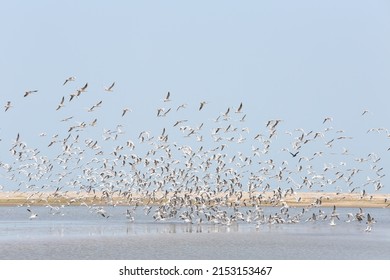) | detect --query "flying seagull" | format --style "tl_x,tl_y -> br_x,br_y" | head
63,76 -> 76,86
365,213 -> 375,232
289,151 -> 299,157
80,82 -> 88,92
163,91 -> 171,102
122,108 -> 131,117
104,82 -> 115,92
199,101 -> 207,111
176,103 -> 187,111
323,117 -> 333,124
4,101 -> 12,112
329,205 -> 340,226
235,102 -> 243,113
27,209 -> 38,220
24,90 -> 38,97
56,96 -> 65,110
